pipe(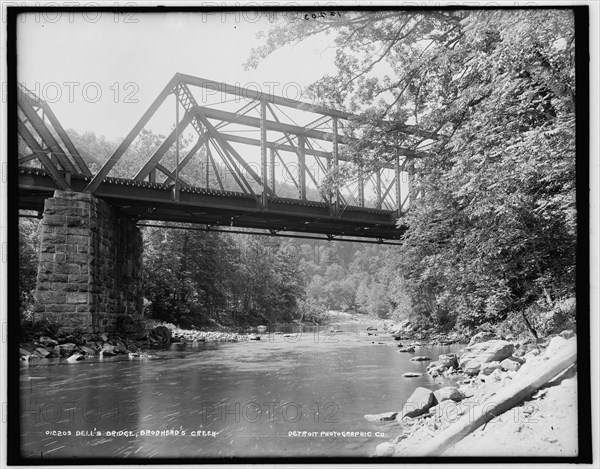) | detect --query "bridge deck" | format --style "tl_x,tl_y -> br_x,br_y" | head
19,167 -> 406,241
